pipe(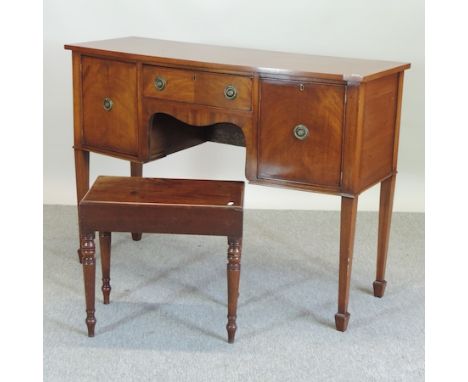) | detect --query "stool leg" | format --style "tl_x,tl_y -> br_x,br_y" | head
99,232 -> 112,304
130,162 -> 143,241
80,232 -> 96,337
335,196 -> 358,332
226,237 -> 242,343
373,175 -> 396,298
